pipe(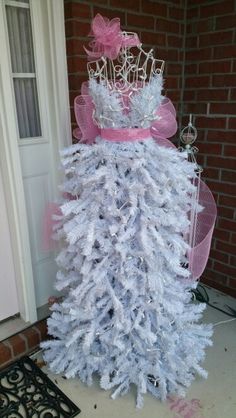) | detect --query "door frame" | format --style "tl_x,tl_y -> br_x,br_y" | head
0,0 -> 71,323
